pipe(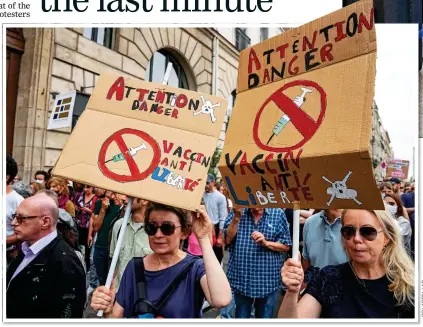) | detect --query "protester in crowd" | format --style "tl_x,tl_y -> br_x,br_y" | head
86,189 -> 111,296
11,181 -> 33,199
91,203 -> 232,318
187,209 -> 215,258
6,194 -> 86,318
92,192 -> 125,285
6,154 -> 24,263
382,182 -> 394,197
384,194 -> 412,256
217,183 -> 233,214
12,175 -> 21,184
400,183 -> 415,259
34,170 -> 50,185
109,198 -> 153,292
36,189 -> 85,267
224,207 -> 292,318
74,185 -> 97,270
31,181 -> 45,195
48,177 -> 76,217
302,209 -> 347,282
390,178 -> 402,196
202,174 -> 228,263
278,208 -> 414,318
